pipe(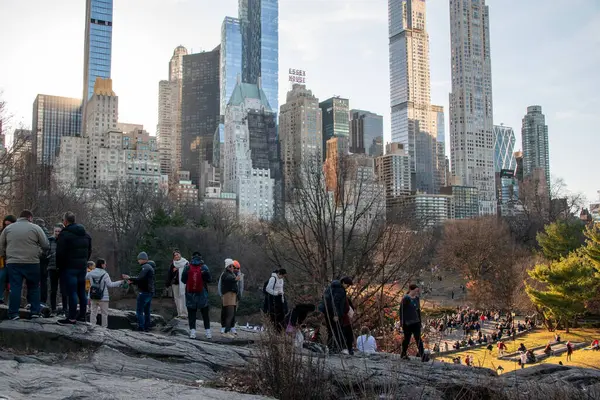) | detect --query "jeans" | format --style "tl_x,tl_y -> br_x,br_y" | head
0,267 -> 7,302
343,325 -> 355,355
48,269 -> 68,312
188,306 -> 210,330
62,268 -> 87,321
40,261 -> 48,304
7,263 -> 41,319
136,292 -> 152,331
401,323 -> 425,357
